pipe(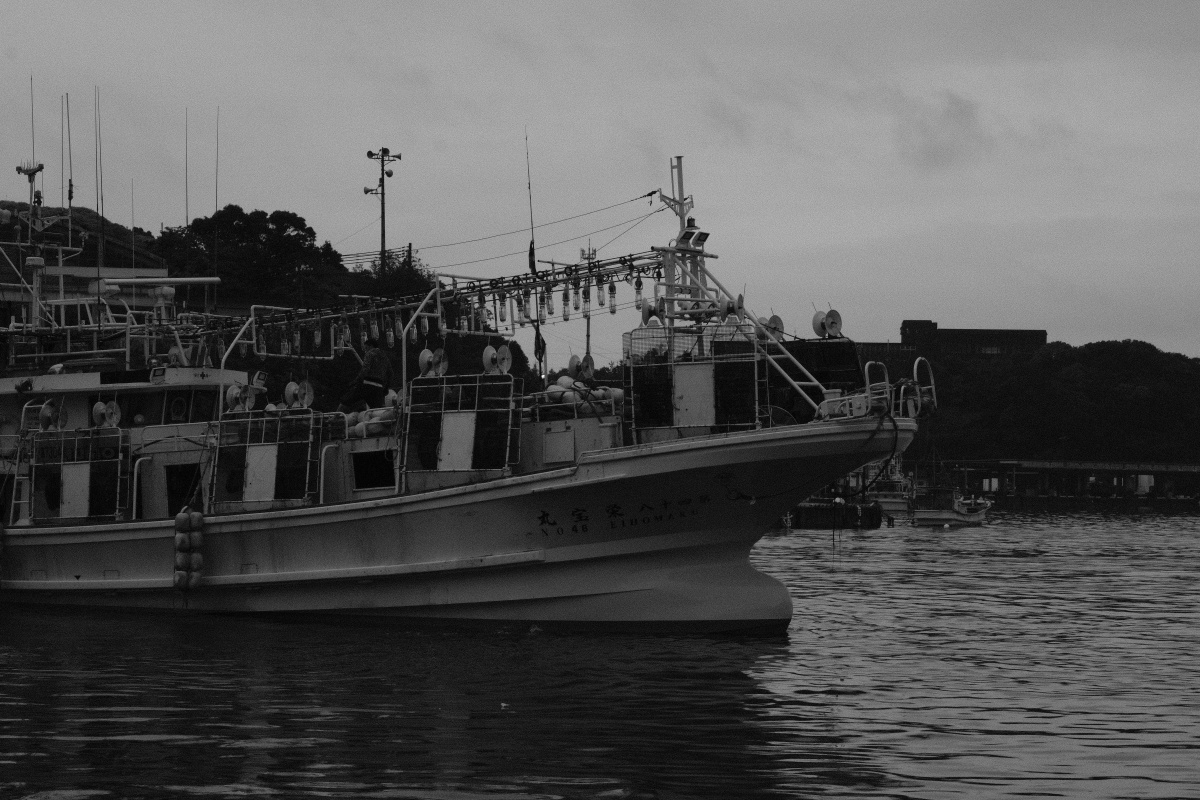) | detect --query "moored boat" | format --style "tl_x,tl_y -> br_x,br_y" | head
911,488 -> 992,528
0,156 -> 933,632
862,457 -> 916,516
